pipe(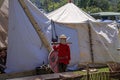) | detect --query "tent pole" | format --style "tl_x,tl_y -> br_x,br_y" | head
18,0 -> 52,52
86,63 -> 90,80
88,23 -> 94,63
0,0 -> 4,8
